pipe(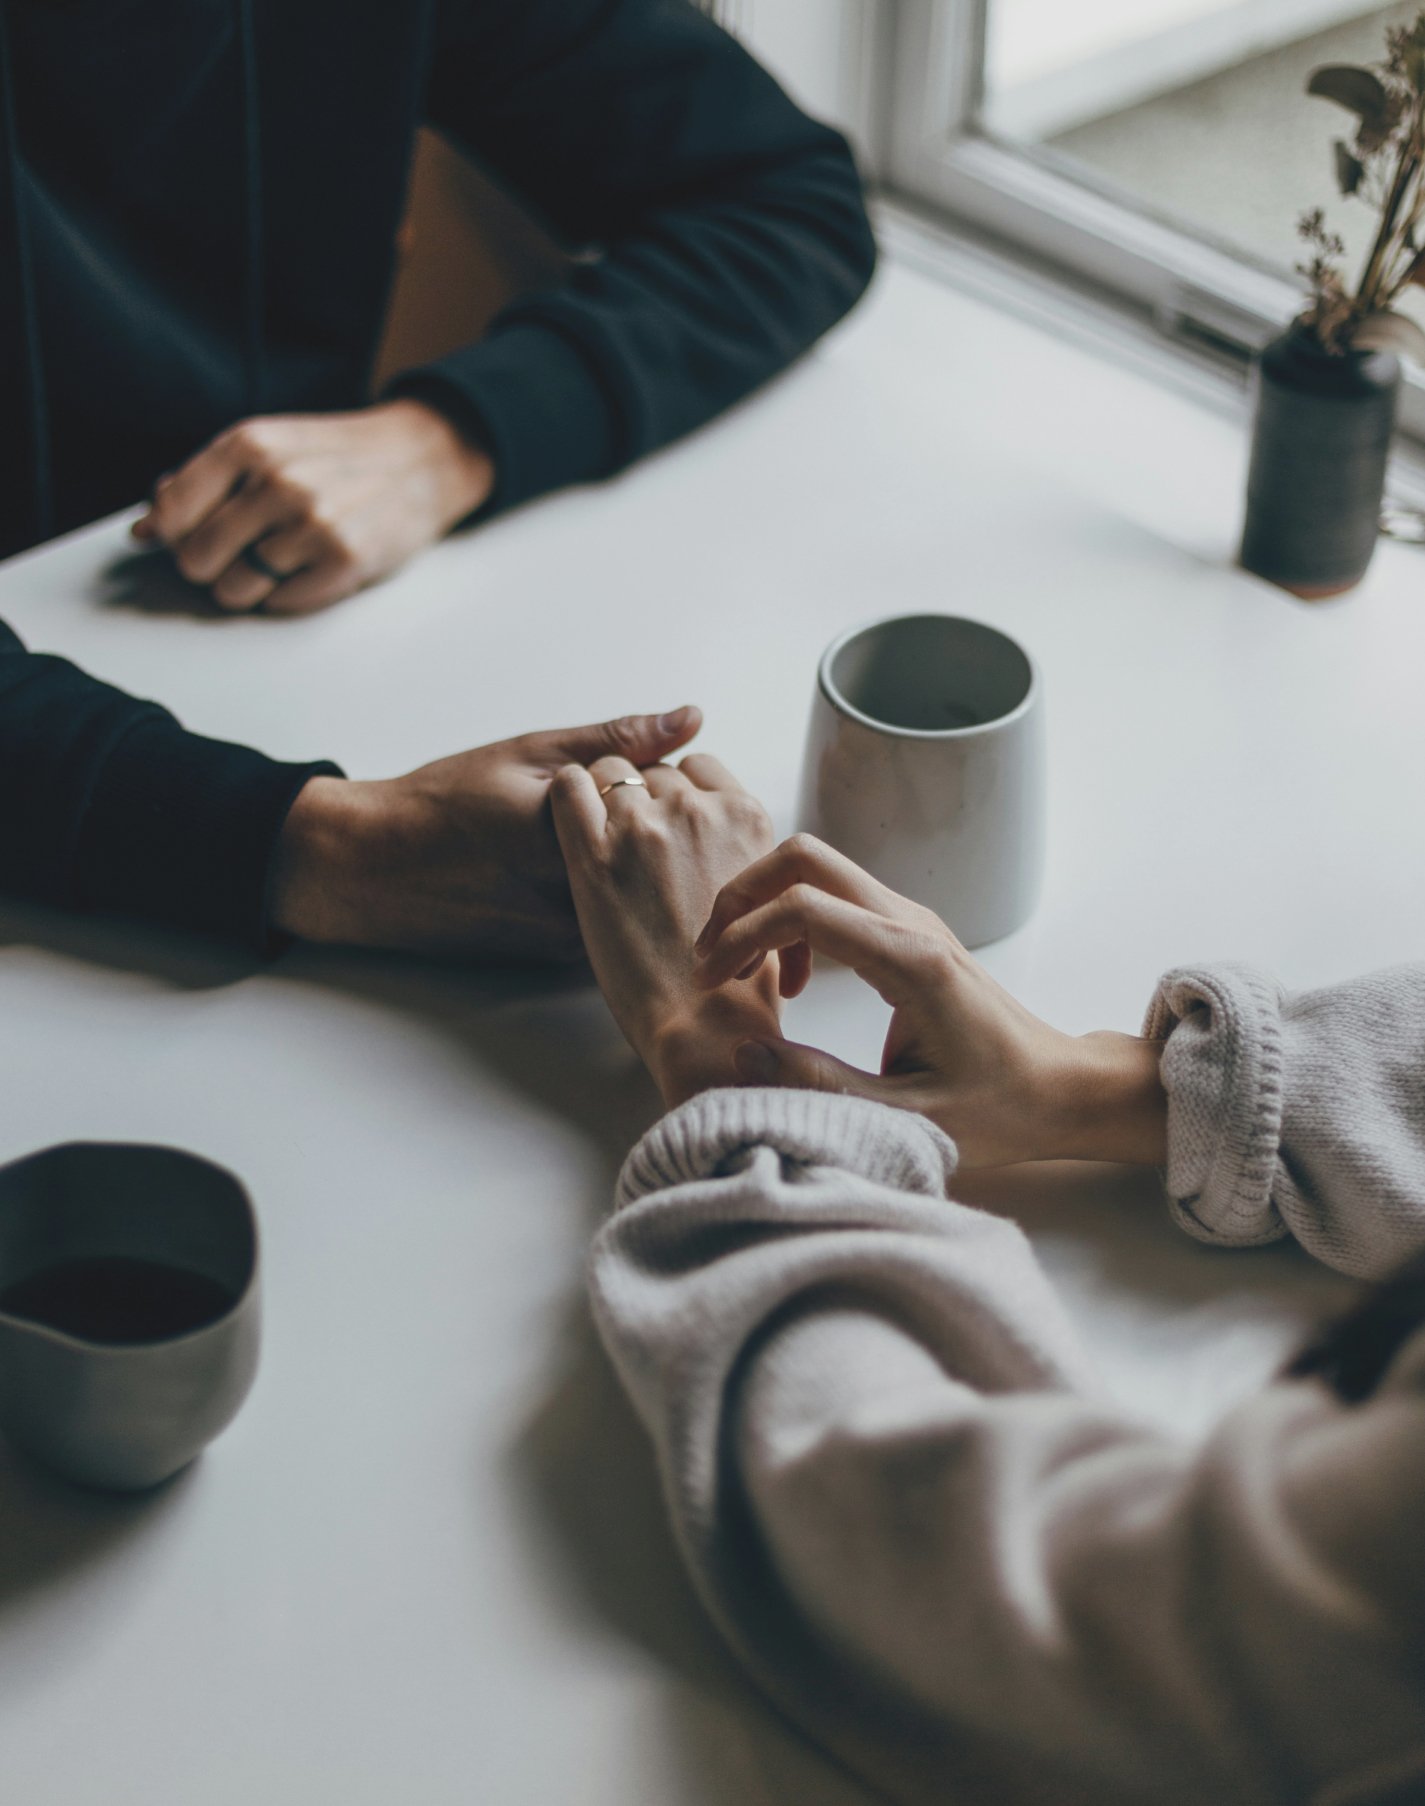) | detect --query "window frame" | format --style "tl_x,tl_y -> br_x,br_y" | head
879,0 -> 1425,440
